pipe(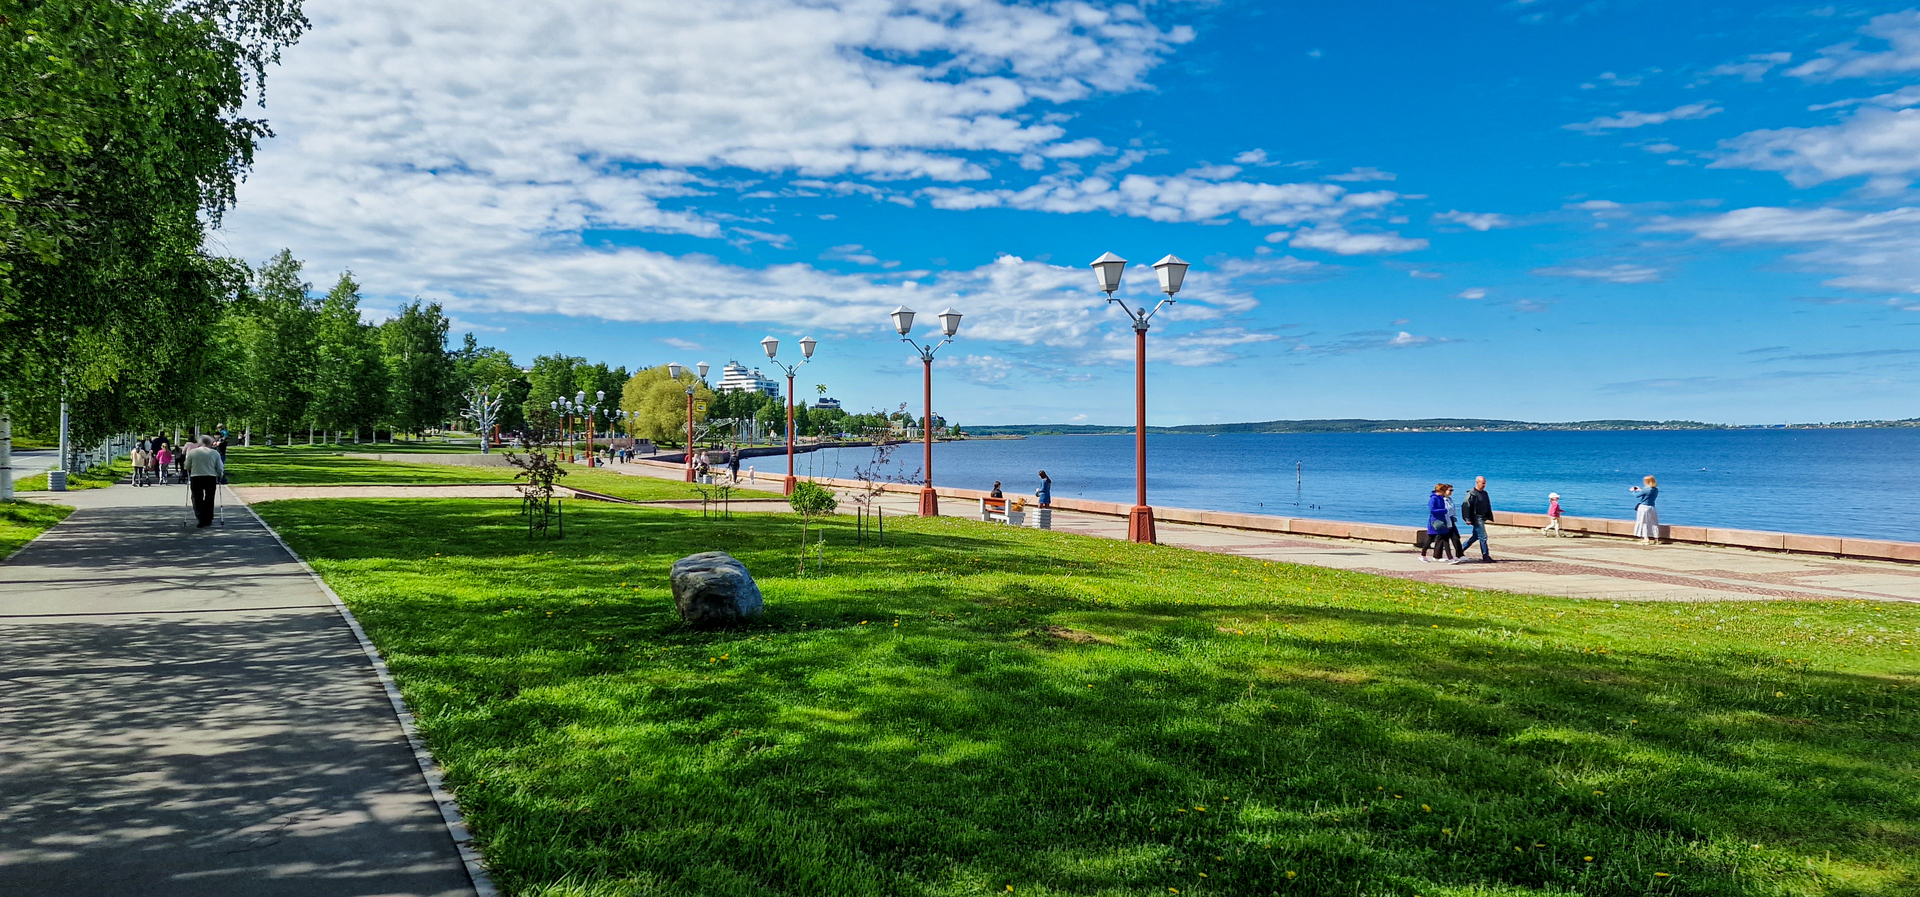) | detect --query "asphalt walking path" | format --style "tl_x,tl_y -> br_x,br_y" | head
0,483 -> 477,896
